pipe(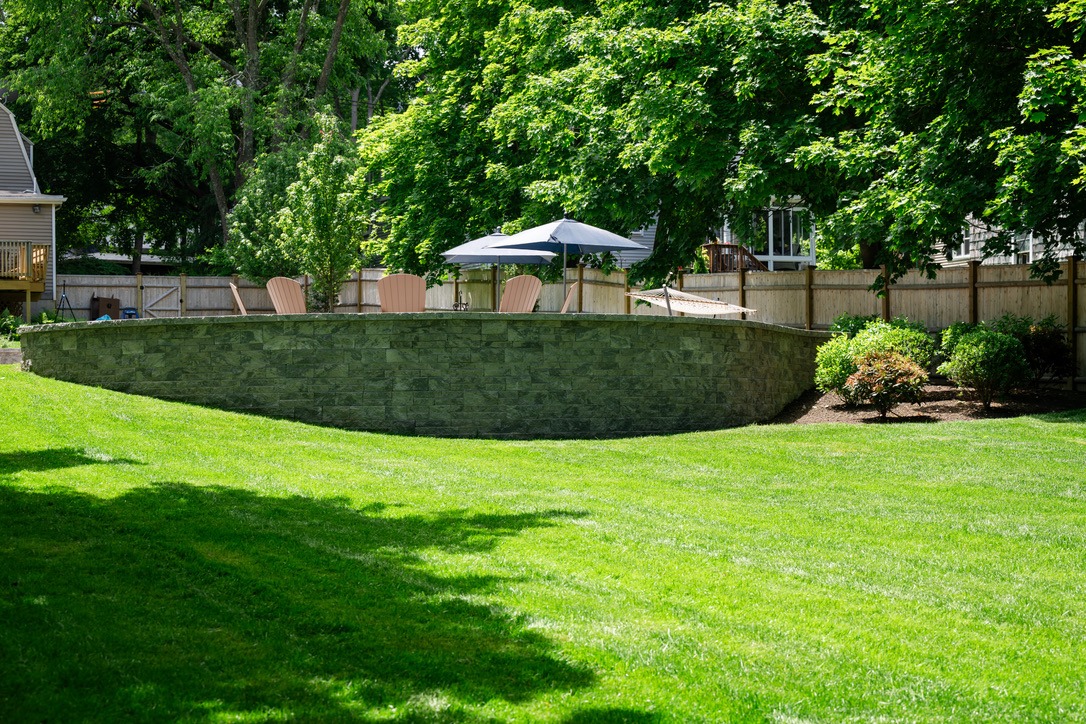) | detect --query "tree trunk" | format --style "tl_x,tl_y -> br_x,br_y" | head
316,0 -> 351,97
132,230 -> 144,276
